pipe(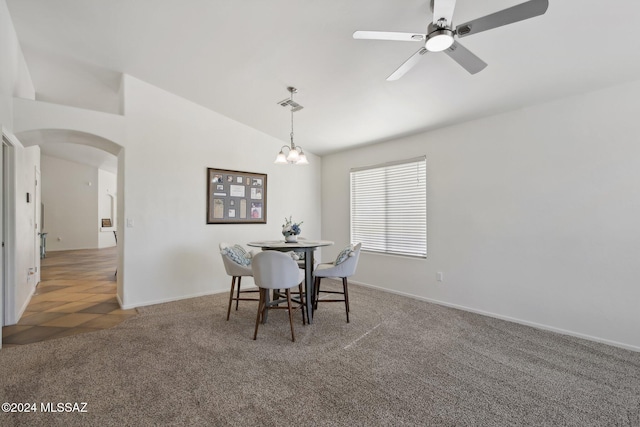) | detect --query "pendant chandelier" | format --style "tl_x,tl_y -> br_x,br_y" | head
275,87 -> 308,165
